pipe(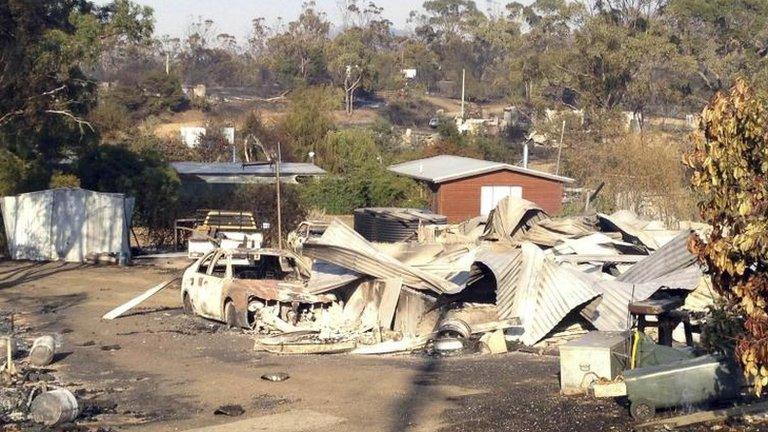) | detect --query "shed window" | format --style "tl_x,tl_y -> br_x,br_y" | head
481,186 -> 523,215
